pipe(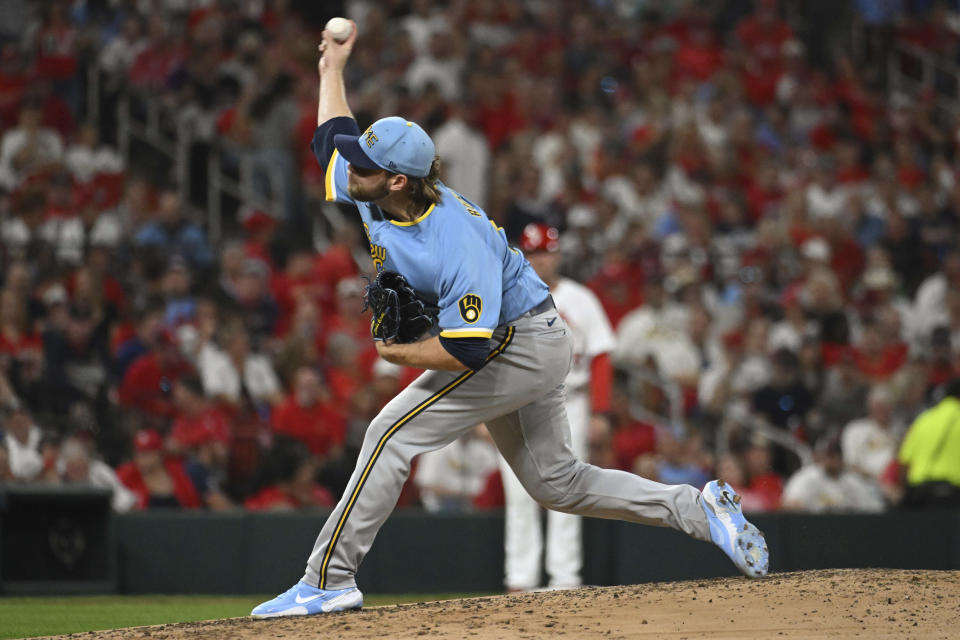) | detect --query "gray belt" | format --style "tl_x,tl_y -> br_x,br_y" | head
510,295 -> 556,322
